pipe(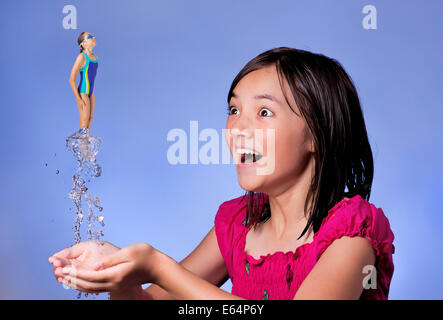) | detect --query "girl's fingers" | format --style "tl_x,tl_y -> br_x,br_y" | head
53,267 -> 64,282
50,257 -> 73,282
52,243 -> 85,260
62,264 -> 123,282
49,255 -> 71,268
54,266 -> 65,277
61,275 -> 111,294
